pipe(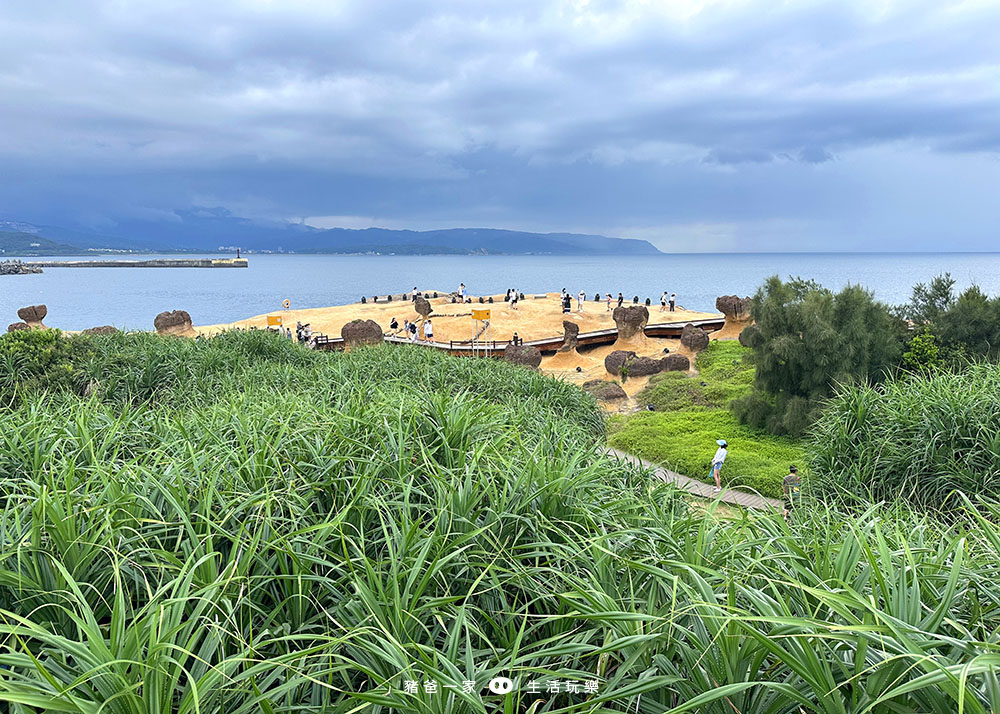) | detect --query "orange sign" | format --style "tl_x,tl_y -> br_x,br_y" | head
266,315 -> 283,327
472,308 -> 491,320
